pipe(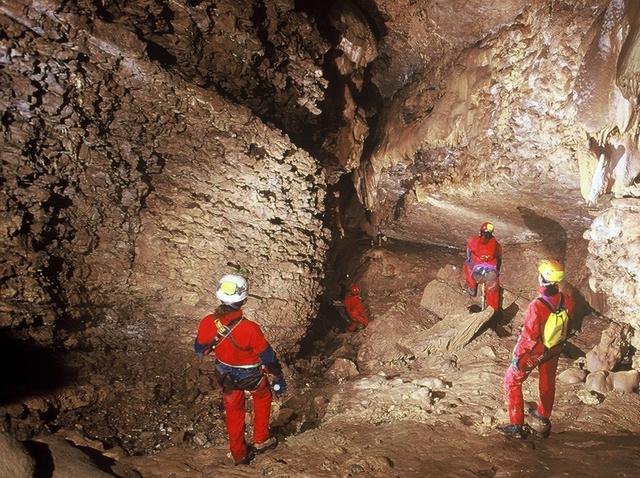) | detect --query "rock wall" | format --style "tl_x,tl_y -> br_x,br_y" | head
62,0 -> 331,153
0,1 -> 328,354
577,0 -> 640,358
353,1 -> 606,230
574,0 -> 640,204
585,200 -> 640,363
